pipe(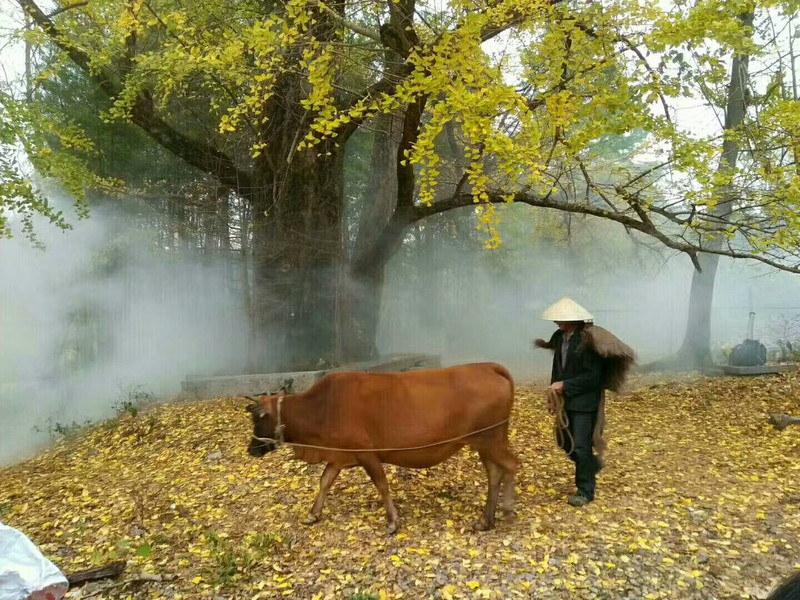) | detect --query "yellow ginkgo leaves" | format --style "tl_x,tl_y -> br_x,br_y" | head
0,372 -> 798,599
